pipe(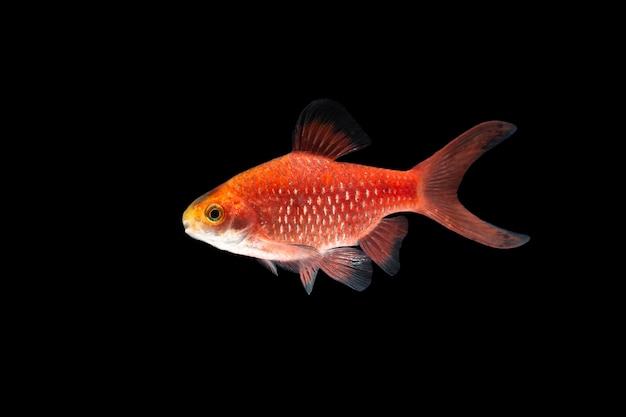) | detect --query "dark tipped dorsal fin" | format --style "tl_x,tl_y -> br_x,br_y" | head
292,99 -> 372,160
